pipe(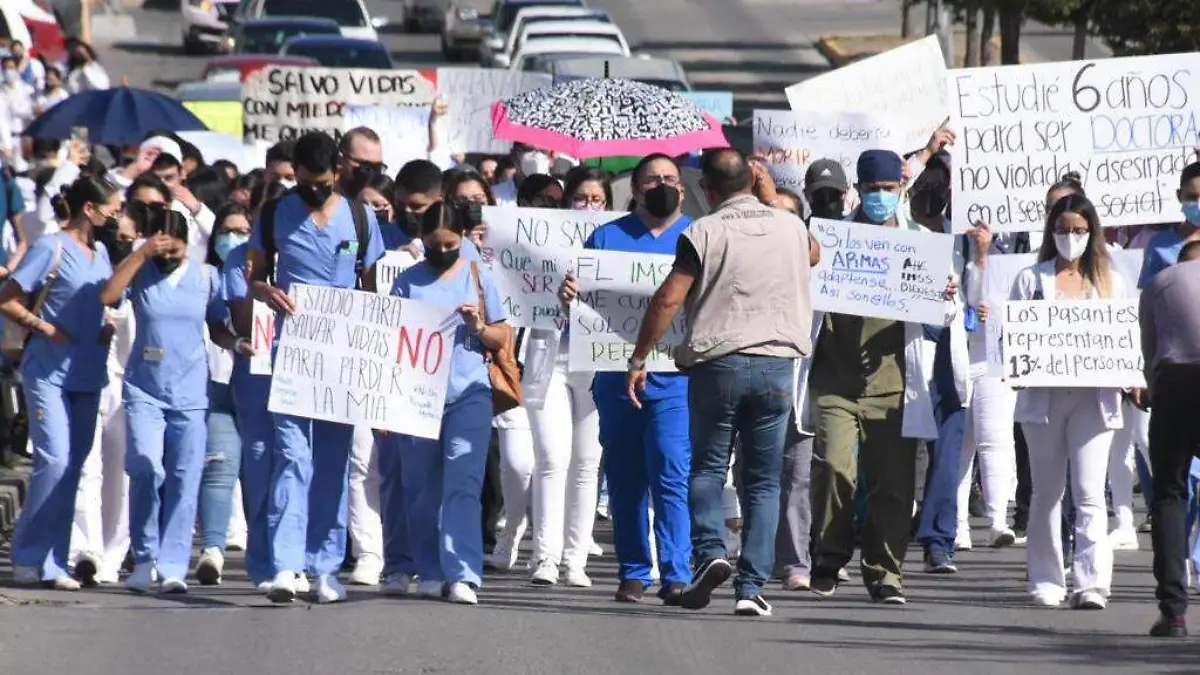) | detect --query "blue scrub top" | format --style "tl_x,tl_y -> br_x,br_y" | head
391,260 -> 506,406
221,243 -> 250,302
1138,227 -> 1188,289
584,211 -> 692,403
380,221 -> 413,251
124,260 -> 227,411
10,231 -> 112,392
